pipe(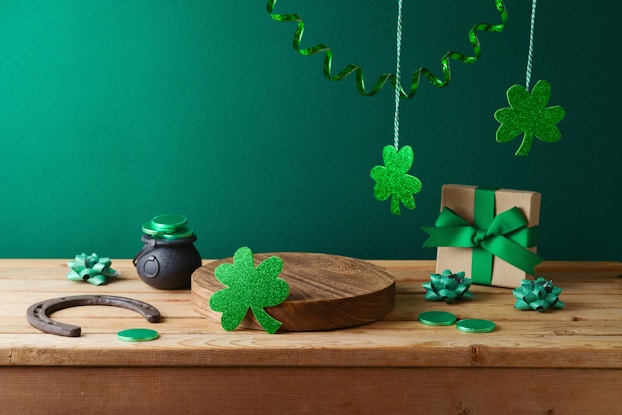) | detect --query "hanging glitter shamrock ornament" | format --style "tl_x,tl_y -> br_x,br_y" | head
495,0 -> 565,156
512,277 -> 565,311
209,246 -> 289,334
495,80 -> 565,156
422,269 -> 474,304
370,145 -> 422,215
